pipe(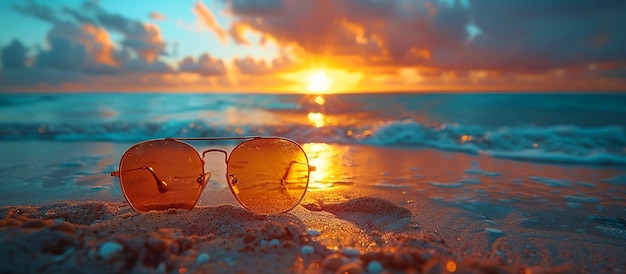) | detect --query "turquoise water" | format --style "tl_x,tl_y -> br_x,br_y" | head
1,92 -> 626,164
